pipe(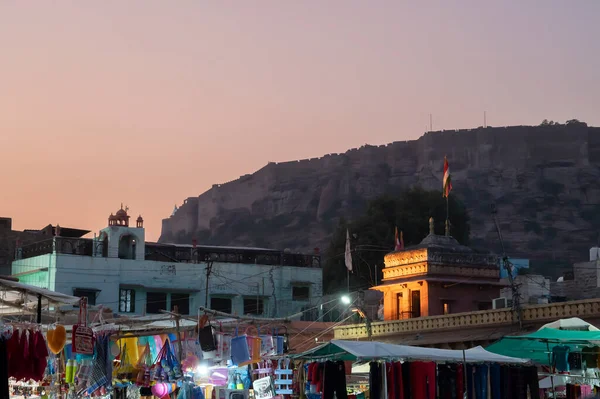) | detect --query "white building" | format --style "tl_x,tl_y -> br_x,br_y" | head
12,207 -> 323,319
